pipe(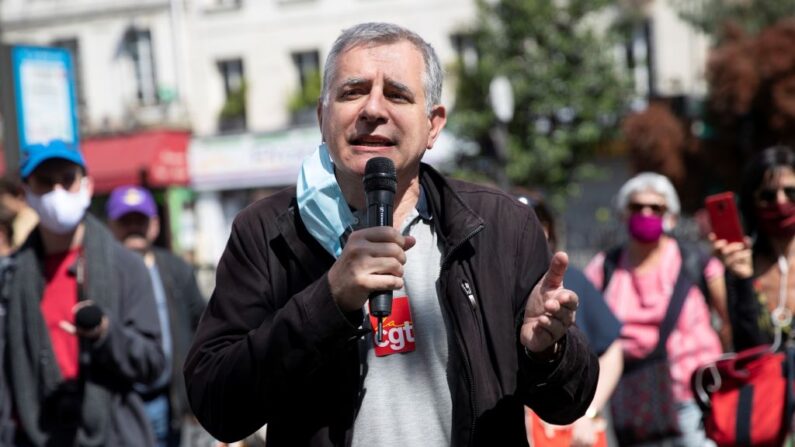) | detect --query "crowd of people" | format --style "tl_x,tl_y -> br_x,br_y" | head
0,20 -> 793,447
